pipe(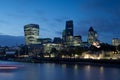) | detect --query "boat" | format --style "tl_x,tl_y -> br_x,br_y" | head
0,65 -> 22,70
